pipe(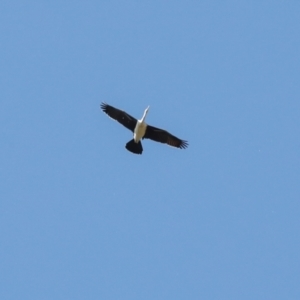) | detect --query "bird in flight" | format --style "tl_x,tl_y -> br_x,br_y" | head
100,102 -> 188,155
